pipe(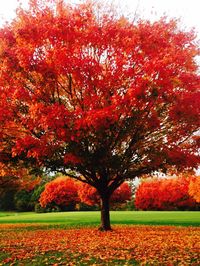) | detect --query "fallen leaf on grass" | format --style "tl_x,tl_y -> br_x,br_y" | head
0,225 -> 199,265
